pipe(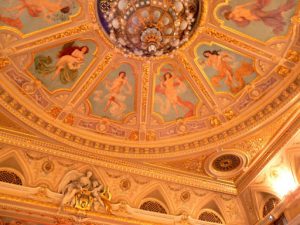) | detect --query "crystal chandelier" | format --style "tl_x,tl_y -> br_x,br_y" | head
97,0 -> 201,57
